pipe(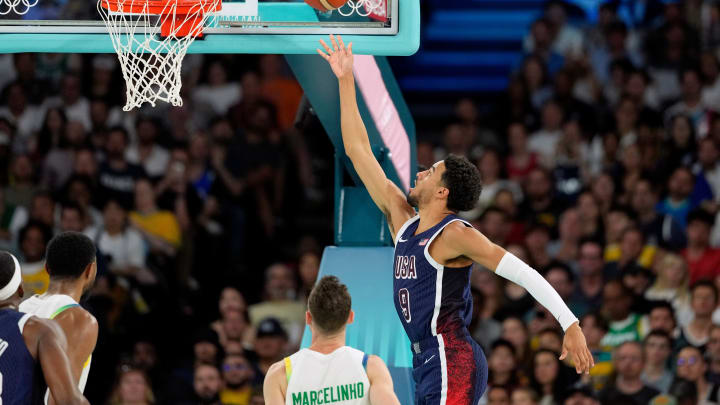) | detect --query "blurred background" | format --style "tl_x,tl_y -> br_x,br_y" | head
2,0 -> 720,404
